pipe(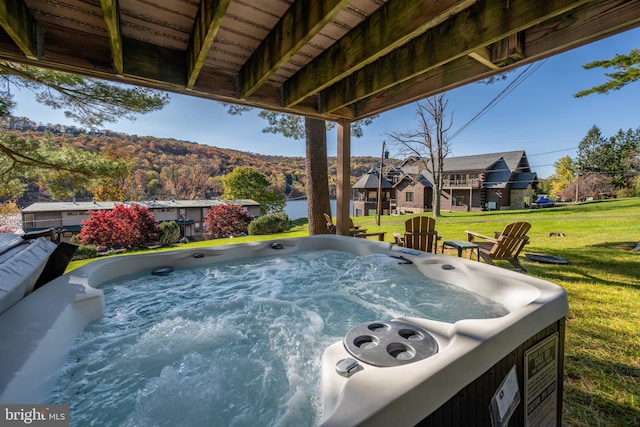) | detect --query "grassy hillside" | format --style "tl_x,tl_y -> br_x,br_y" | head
68,198 -> 640,426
